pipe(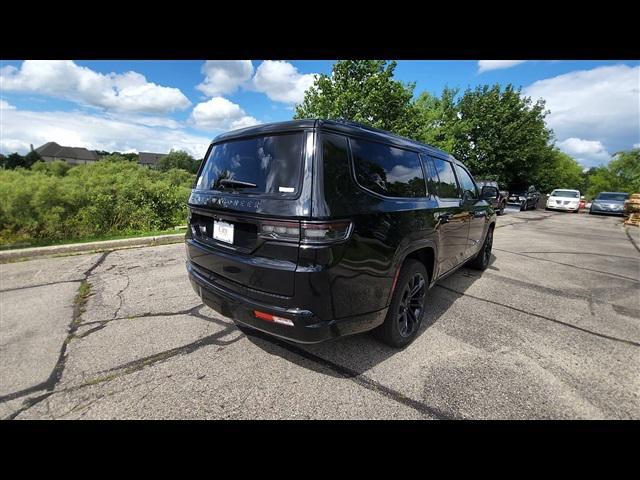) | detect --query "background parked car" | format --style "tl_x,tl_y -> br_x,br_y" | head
590,192 -> 629,216
476,180 -> 508,215
545,189 -> 581,213
507,184 -> 540,211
